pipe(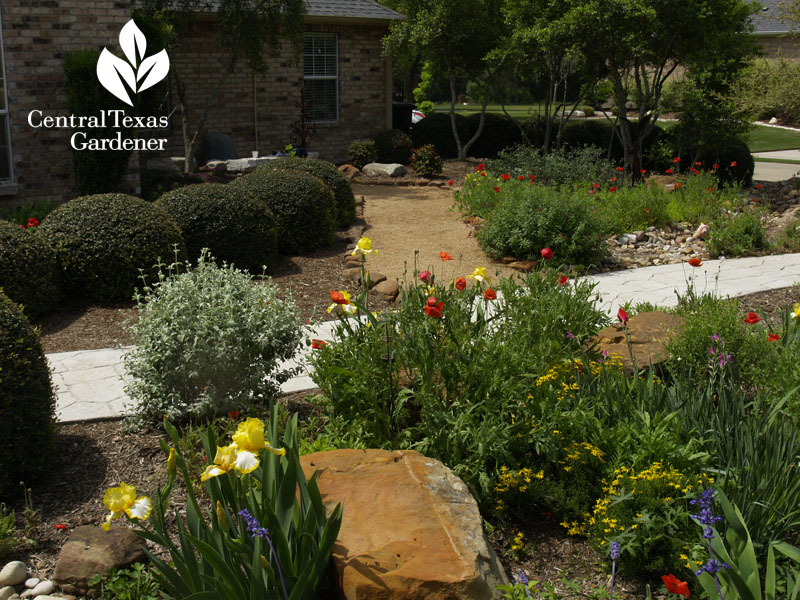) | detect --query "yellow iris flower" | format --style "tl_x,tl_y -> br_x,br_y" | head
793,302 -> 800,319
351,237 -> 378,256
468,267 -> 488,282
200,419 -> 286,482
102,482 -> 152,530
